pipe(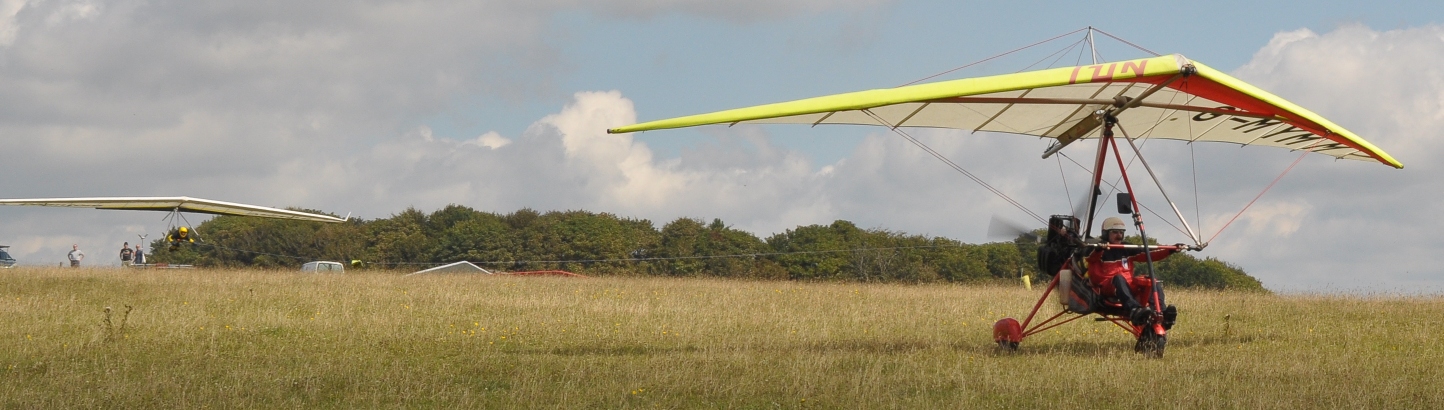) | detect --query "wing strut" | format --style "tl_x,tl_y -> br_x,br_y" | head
1115,124 -> 1202,245
1080,115 -> 1113,240
161,206 -> 201,239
